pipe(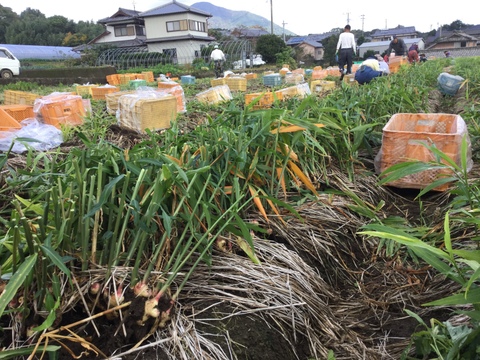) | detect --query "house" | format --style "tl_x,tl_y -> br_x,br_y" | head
92,8 -> 146,47
140,1 -> 215,64
370,26 -> 418,42
91,1 -> 215,64
358,38 -> 425,58
286,32 -> 338,61
426,30 -> 479,50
